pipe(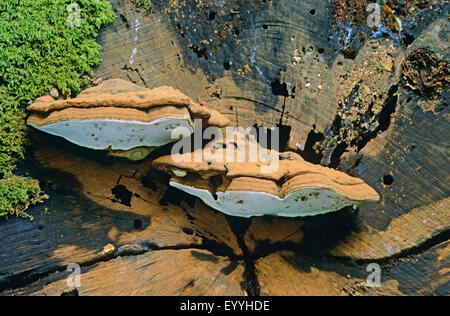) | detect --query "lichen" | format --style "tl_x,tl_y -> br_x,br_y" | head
0,0 -> 115,219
